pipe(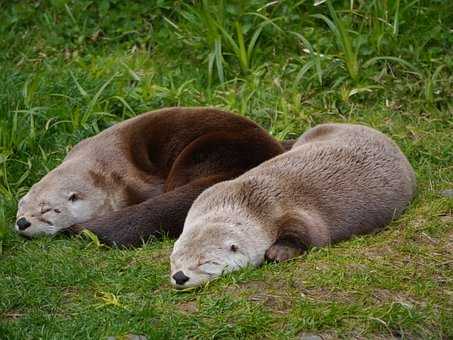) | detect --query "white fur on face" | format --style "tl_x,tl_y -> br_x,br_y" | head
15,165 -> 114,238
170,220 -> 271,289
14,222 -> 59,236
170,238 -> 248,288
